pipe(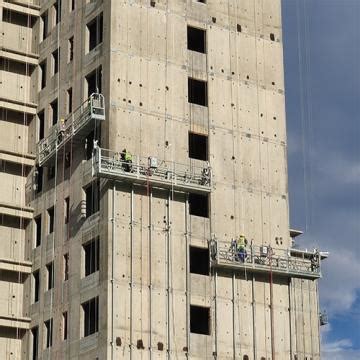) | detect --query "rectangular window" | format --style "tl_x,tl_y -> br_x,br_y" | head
190,305 -> 210,335
68,36 -> 74,62
65,152 -> 71,169
83,237 -> 99,276
47,165 -> 55,181
46,261 -> 54,290
41,11 -> 48,41
189,193 -> 209,218
47,206 -> 54,234
31,326 -> 39,360
63,312 -> 68,340
87,13 -> 103,51
44,319 -> 53,348
187,26 -> 206,53
67,88 -> 73,114
188,132 -> 208,161
188,78 -> 208,106
34,216 -> 42,247
39,61 -> 47,89
84,180 -> 100,218
64,197 -> 70,224
63,253 -> 69,281
82,297 -> 99,337
70,0 -> 75,11
38,111 -> 45,140
50,99 -> 58,125
35,167 -> 43,193
54,0 -> 61,24
52,48 -> 59,75
190,246 -> 209,275
86,66 -> 102,97
33,270 -> 40,303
